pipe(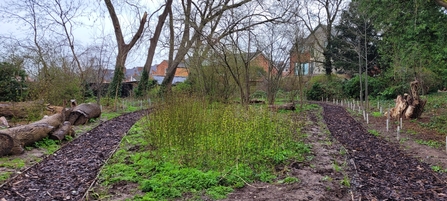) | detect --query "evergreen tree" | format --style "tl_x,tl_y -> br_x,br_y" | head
0,62 -> 28,101
331,1 -> 380,75
360,0 -> 447,88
